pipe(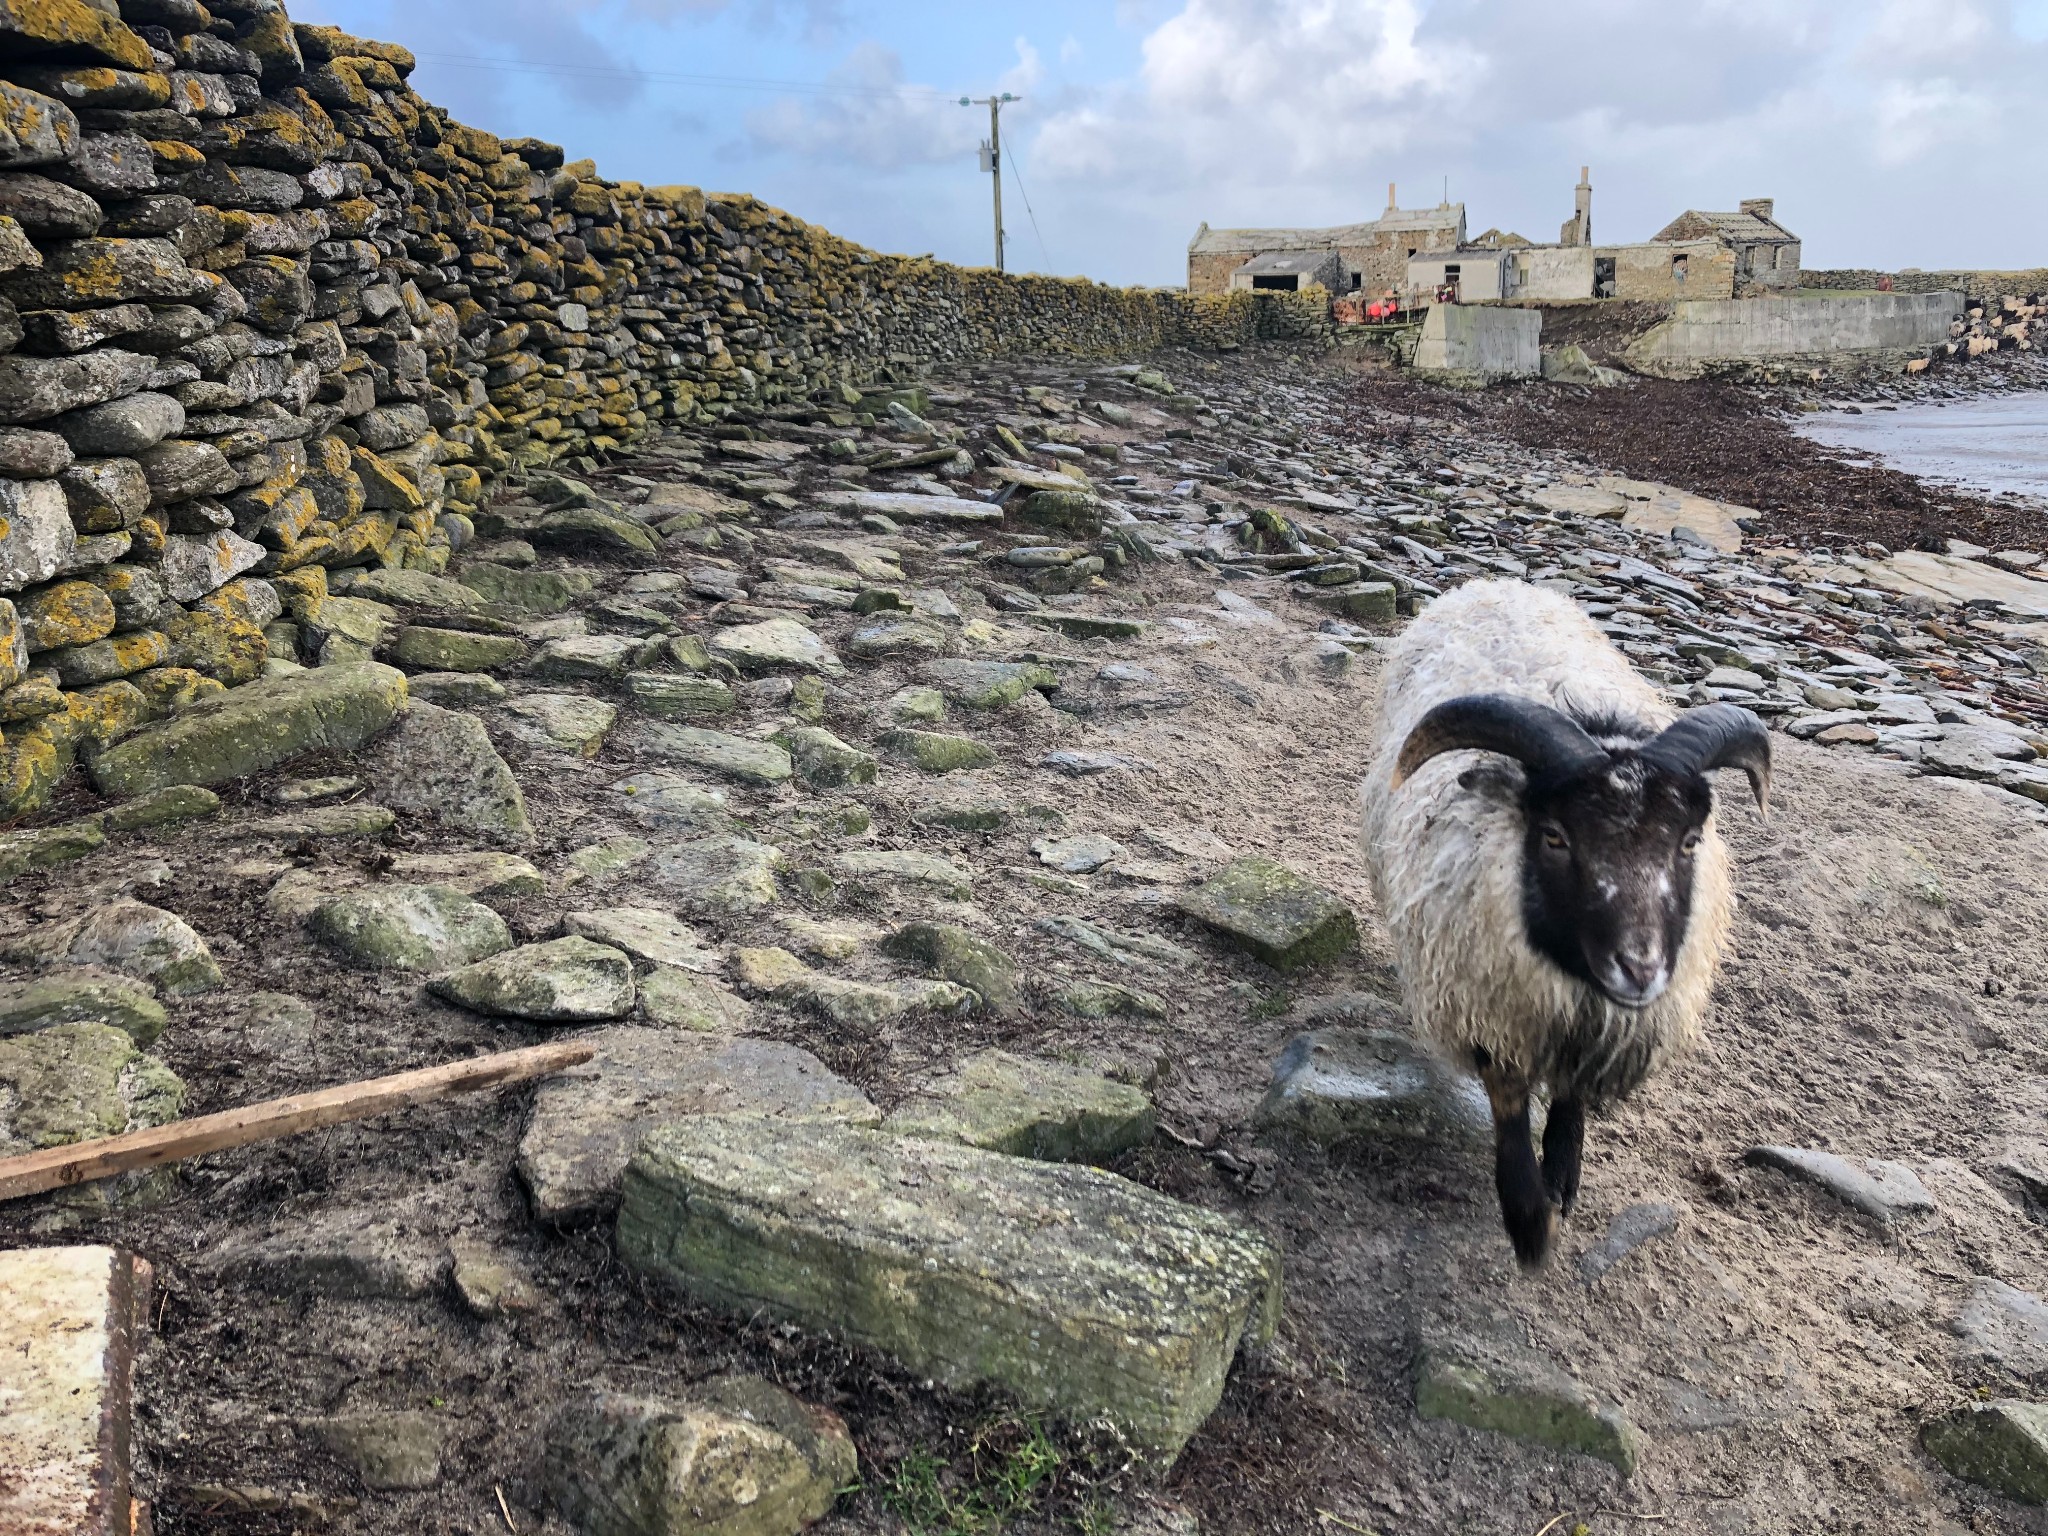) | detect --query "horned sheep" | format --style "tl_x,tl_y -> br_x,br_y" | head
1359,579 -> 1770,1266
